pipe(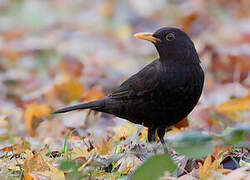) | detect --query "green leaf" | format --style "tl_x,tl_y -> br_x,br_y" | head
131,154 -> 177,180
168,131 -> 213,158
59,160 -> 80,172
221,123 -> 250,147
